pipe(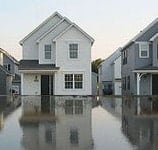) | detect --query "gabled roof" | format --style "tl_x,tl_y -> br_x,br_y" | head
52,23 -> 94,45
36,17 -> 72,43
20,11 -> 94,46
121,18 -> 158,51
19,12 -> 63,45
98,48 -> 121,68
0,48 -> 19,65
